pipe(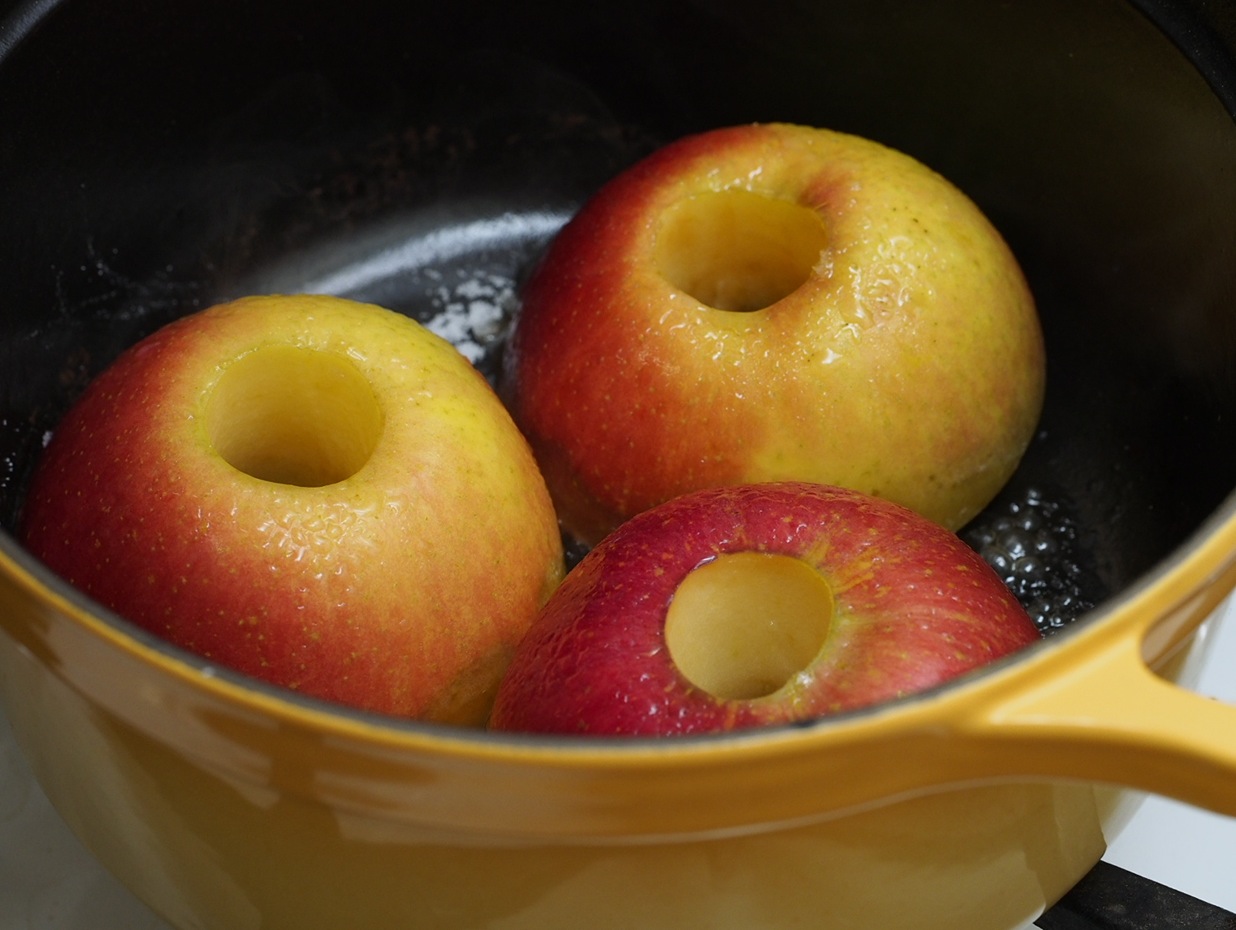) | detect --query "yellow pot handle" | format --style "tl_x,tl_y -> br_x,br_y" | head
958,595 -> 1236,816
